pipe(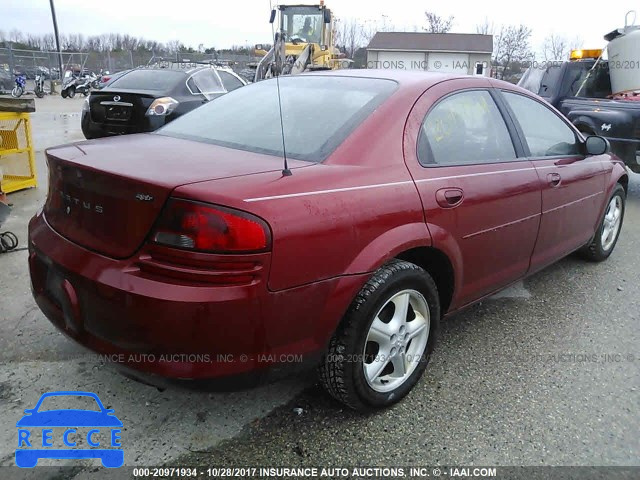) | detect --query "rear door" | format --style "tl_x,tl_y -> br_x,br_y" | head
498,89 -> 606,271
404,79 -> 541,310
